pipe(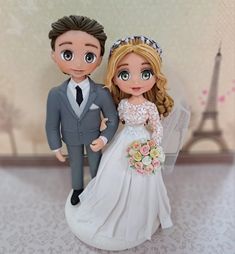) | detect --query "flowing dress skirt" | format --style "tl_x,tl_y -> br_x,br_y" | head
65,125 -> 172,251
